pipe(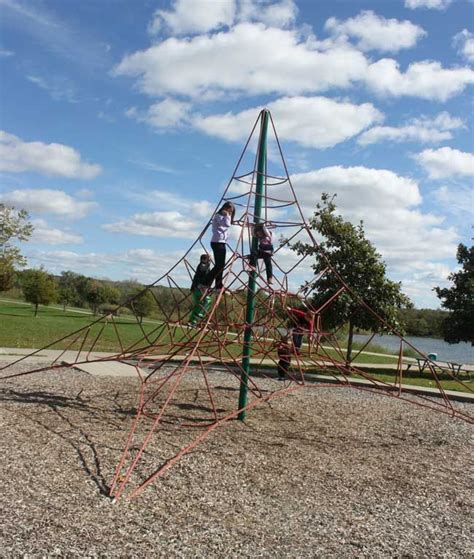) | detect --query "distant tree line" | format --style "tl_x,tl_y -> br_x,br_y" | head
2,268 -> 193,321
2,203 -> 471,344
396,308 -> 448,339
